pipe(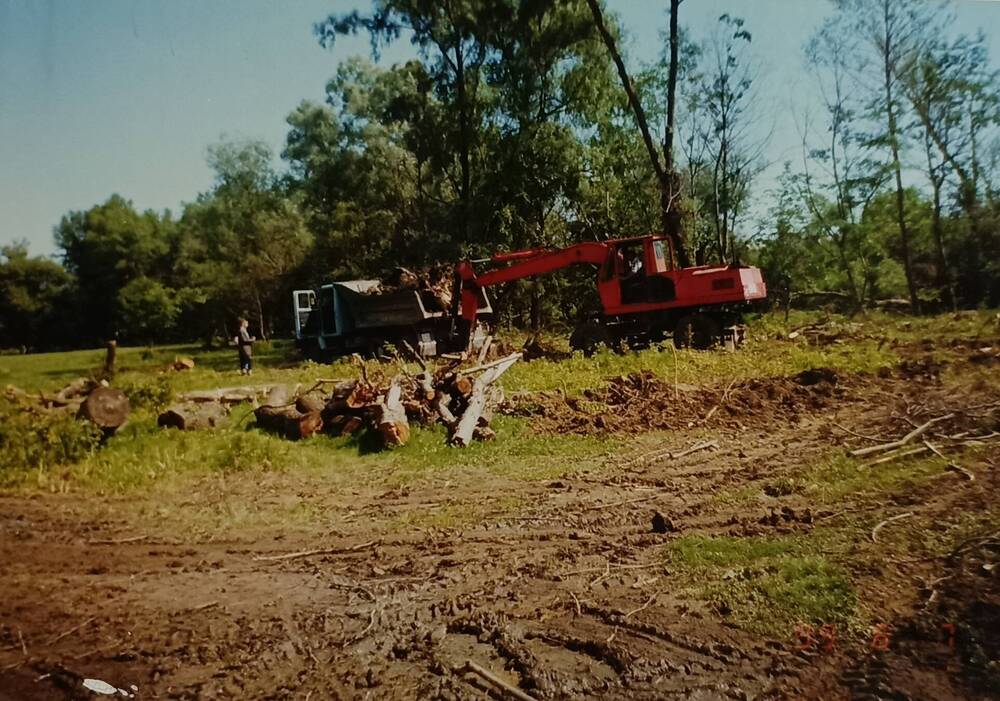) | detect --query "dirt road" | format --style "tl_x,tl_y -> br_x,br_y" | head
1,355 -> 997,700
